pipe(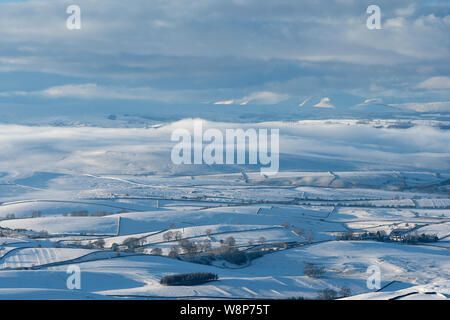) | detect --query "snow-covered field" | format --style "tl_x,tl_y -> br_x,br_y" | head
1,0 -> 449,304
0,120 -> 448,300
